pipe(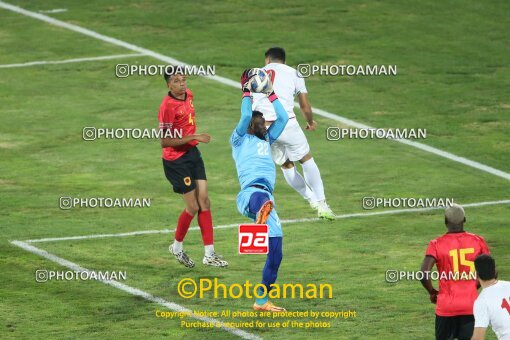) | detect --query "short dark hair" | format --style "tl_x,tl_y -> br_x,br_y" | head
265,47 -> 286,63
163,71 -> 173,83
163,67 -> 184,83
252,110 -> 264,118
475,254 -> 496,280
